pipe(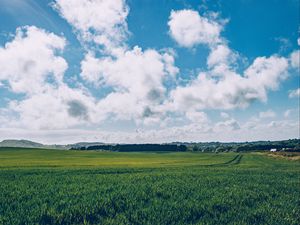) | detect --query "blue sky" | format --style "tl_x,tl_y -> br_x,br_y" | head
0,0 -> 299,144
